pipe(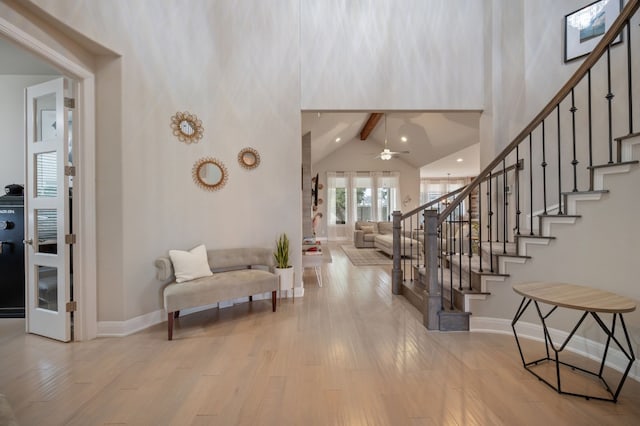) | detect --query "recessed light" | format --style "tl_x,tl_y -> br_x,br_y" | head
401,136 -> 408,142
335,137 -> 341,142
456,158 -> 463,162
